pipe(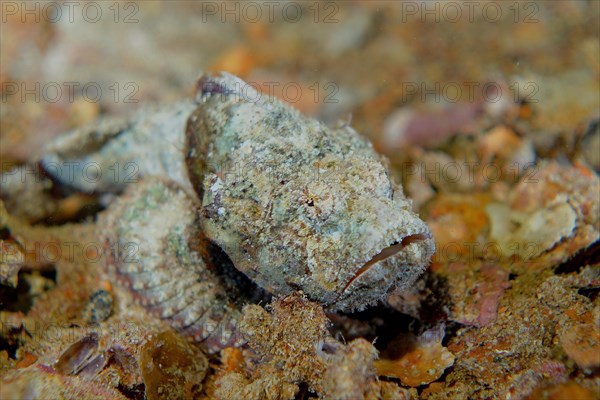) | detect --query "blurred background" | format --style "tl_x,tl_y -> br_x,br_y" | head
2,0 -> 598,167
